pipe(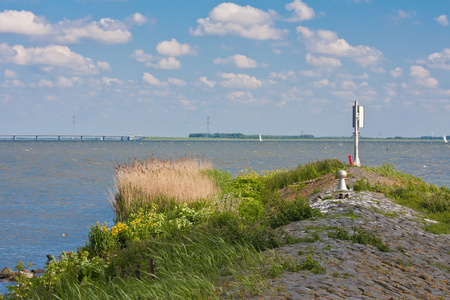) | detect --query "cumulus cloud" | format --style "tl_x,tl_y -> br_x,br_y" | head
131,49 -> 156,62
390,67 -> 403,78
434,14 -> 448,26
269,70 -> 296,80
219,72 -> 262,89
305,53 -> 342,67
4,69 -> 18,78
142,73 -> 186,87
37,79 -> 53,88
313,79 -> 329,88
426,48 -> 450,70
129,13 -> 150,25
199,76 -> 216,88
56,76 -> 74,88
190,3 -> 287,40
0,10 -> 52,35
410,65 -> 439,88
285,0 -> 315,22
0,43 -> 110,74
131,49 -> 182,69
150,57 -> 181,70
410,65 -> 429,78
297,26 -> 383,67
142,73 -> 168,86
226,91 -> 257,104
0,10 -> 145,44
102,76 -> 121,86
156,39 -> 197,56
342,80 -> 356,89
168,77 -> 187,86
214,54 -> 258,68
